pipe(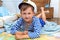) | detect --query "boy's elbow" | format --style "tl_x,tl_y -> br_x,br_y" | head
10,29 -> 16,35
10,31 -> 15,35
28,32 -> 40,38
30,34 -> 40,38
33,34 -> 40,38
